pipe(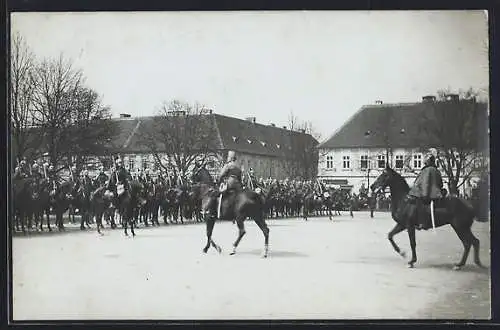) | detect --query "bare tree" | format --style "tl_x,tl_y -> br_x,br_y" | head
287,111 -> 320,180
417,88 -> 488,195
138,100 -> 220,181
30,54 -> 85,170
64,86 -> 118,169
10,31 -> 38,165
